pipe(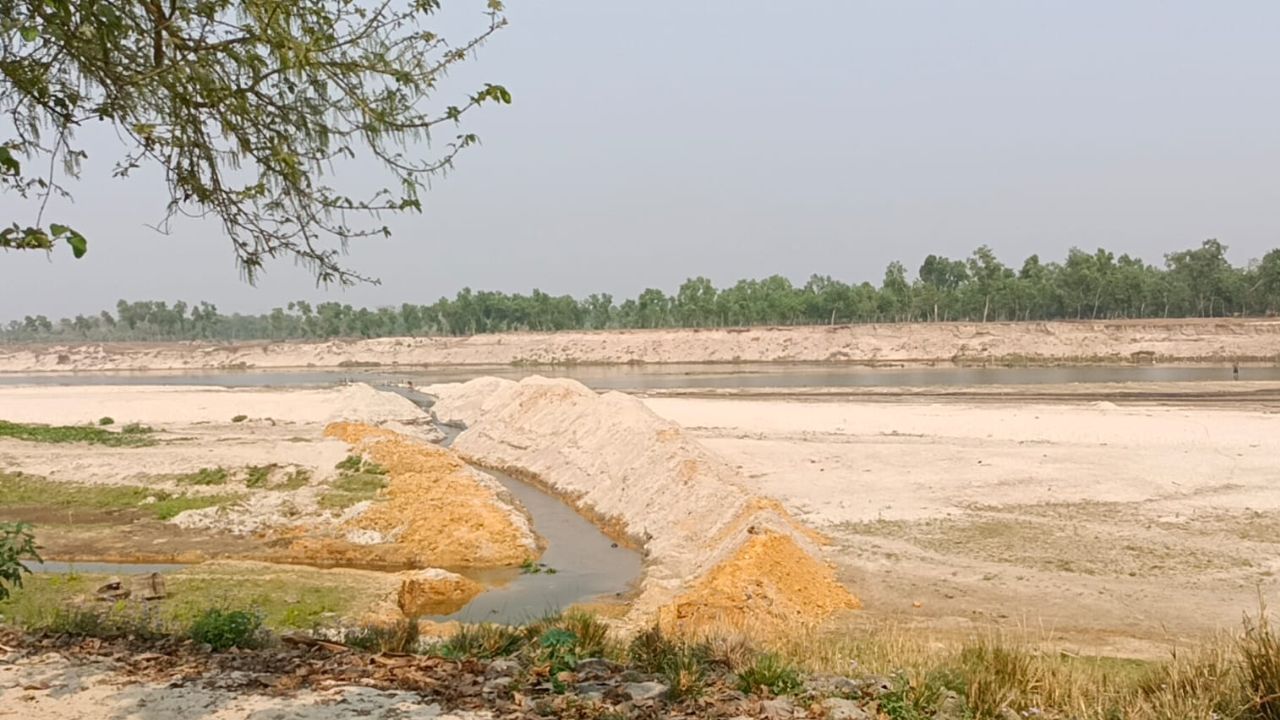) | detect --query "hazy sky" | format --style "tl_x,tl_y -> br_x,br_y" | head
3,1 -> 1279,322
